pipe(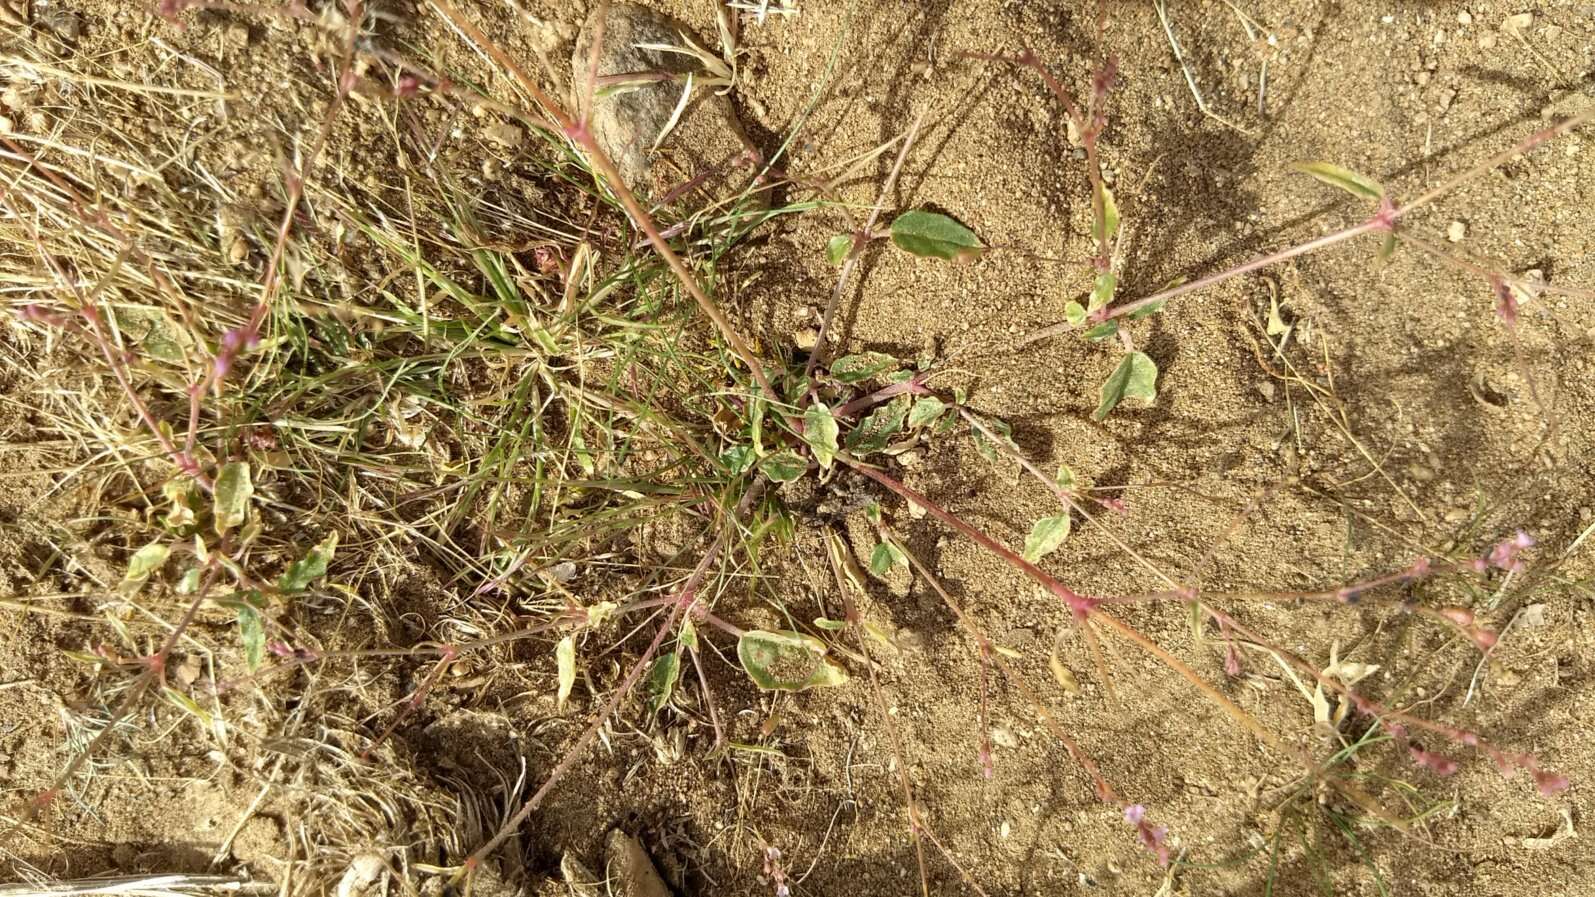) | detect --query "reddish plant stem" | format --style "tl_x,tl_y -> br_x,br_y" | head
839,453 -> 1096,617
834,370 -> 933,419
